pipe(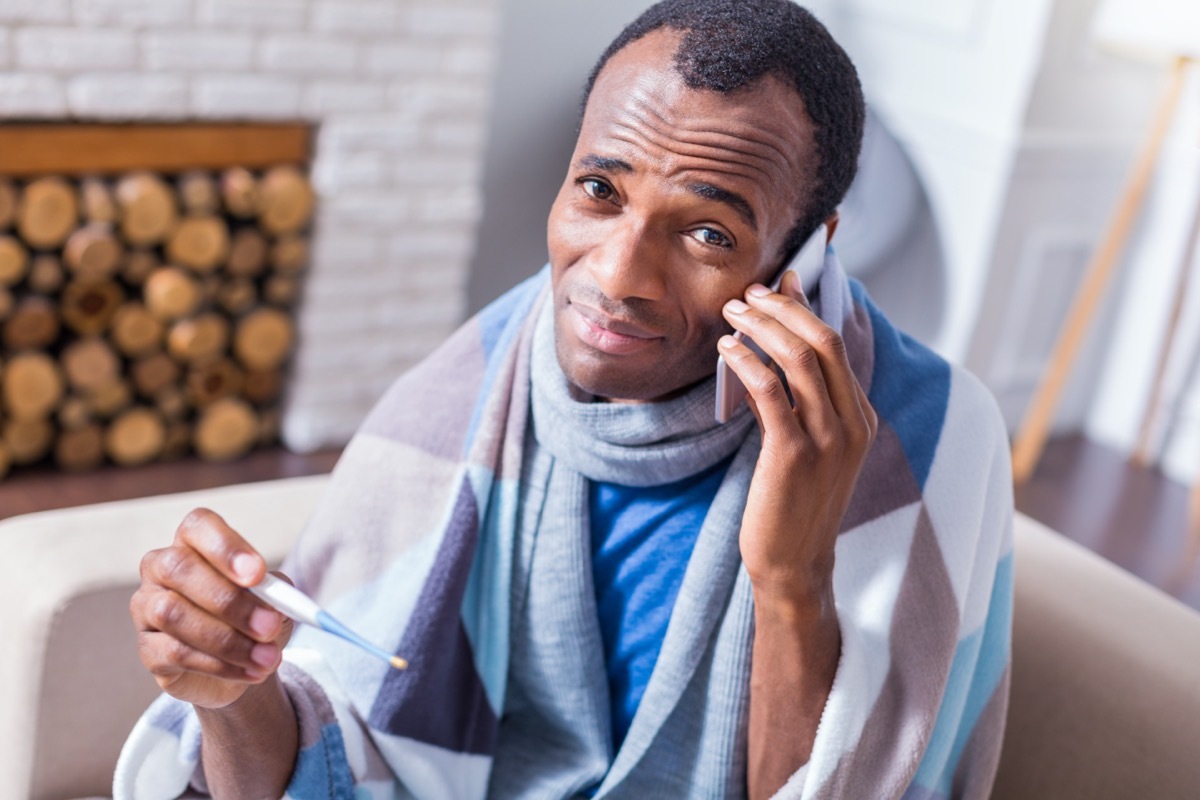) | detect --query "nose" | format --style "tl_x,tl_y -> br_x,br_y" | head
586,221 -> 667,303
